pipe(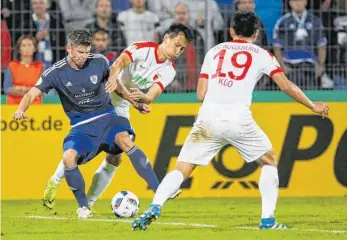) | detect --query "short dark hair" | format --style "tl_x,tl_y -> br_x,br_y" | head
67,29 -> 92,46
166,23 -> 194,42
230,11 -> 259,38
92,28 -> 109,37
